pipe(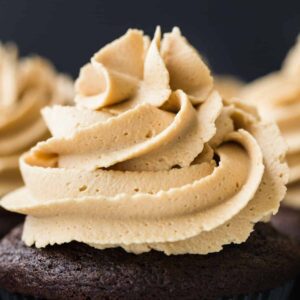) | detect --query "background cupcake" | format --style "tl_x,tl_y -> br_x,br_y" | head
240,38 -> 300,240
0,43 -> 73,236
1,27 -> 299,300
